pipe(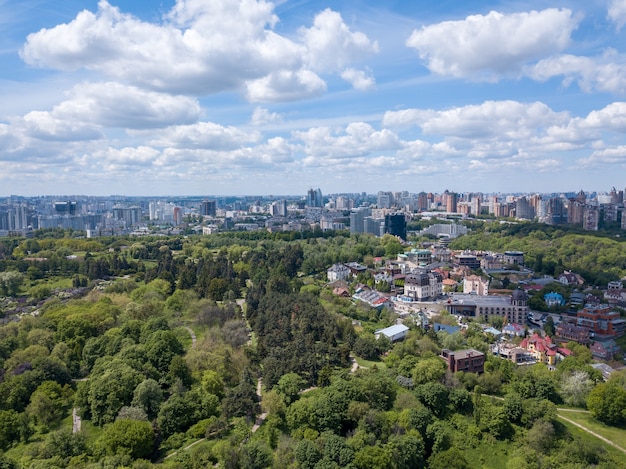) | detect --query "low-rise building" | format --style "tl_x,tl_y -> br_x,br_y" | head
404,271 -> 443,301
441,349 -> 485,373
544,292 -> 565,307
375,324 -> 409,342
463,275 -> 489,296
590,339 -> 621,361
556,321 -> 591,344
558,270 -> 585,286
519,333 -> 570,366
576,304 -> 626,339
327,264 -> 351,282
445,289 -> 528,324
502,323 -> 526,337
